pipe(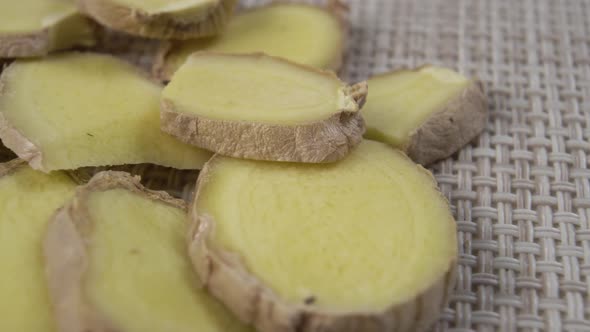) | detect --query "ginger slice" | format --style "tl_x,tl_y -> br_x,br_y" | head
189,140 -> 458,332
0,0 -> 95,58
79,0 -> 237,40
162,53 -> 367,163
0,160 -> 76,332
0,52 -> 212,172
363,65 -> 488,165
153,2 -> 346,81
44,171 -> 251,332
